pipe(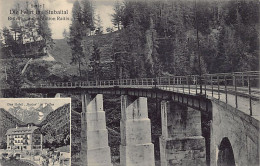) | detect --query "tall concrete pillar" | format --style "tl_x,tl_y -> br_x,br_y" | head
120,95 -> 155,166
81,94 -> 112,166
55,93 -> 61,98
160,101 -> 206,166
